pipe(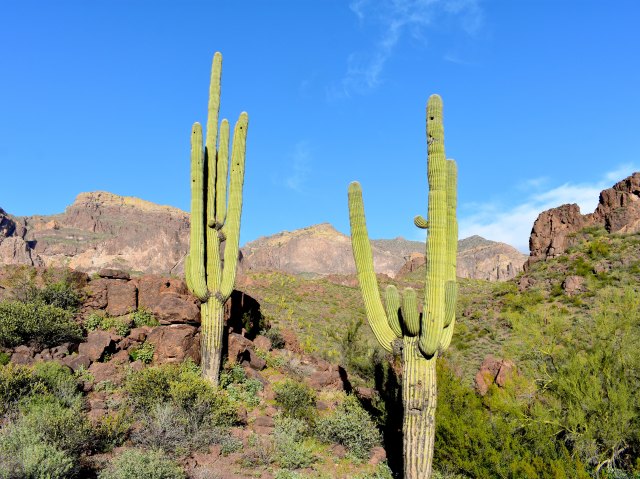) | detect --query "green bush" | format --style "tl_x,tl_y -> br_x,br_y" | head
26,280 -> 83,312
132,308 -> 160,327
273,379 -> 316,420
220,363 -> 263,407
17,395 -> 92,457
86,313 -> 132,336
0,425 -> 75,479
273,416 -> 315,469
99,448 -> 186,479
0,352 -> 10,366
315,395 -> 380,460
0,300 -> 82,348
129,341 -> 155,364
353,463 -> 394,479
0,362 -> 80,414
262,327 -> 286,349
